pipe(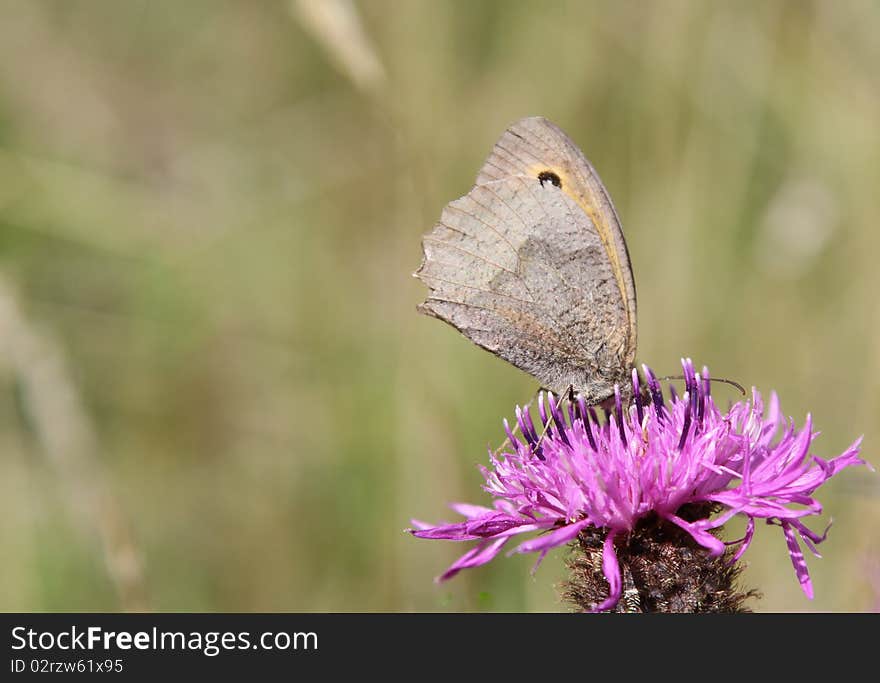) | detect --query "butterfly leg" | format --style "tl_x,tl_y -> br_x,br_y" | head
528,385 -> 573,456
491,389 -> 539,458
493,385 -> 574,458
